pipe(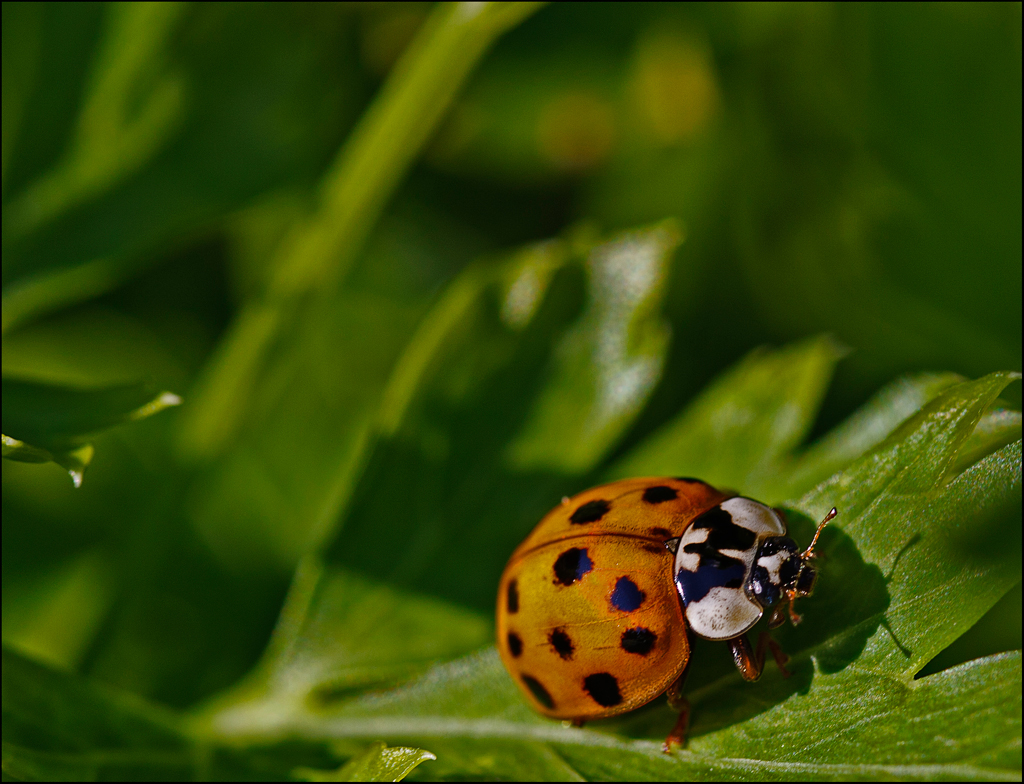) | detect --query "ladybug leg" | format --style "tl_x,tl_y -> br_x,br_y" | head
728,633 -> 764,681
662,662 -> 691,754
786,591 -> 804,626
730,632 -> 792,681
759,631 -> 791,678
570,718 -> 586,728
662,696 -> 691,754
